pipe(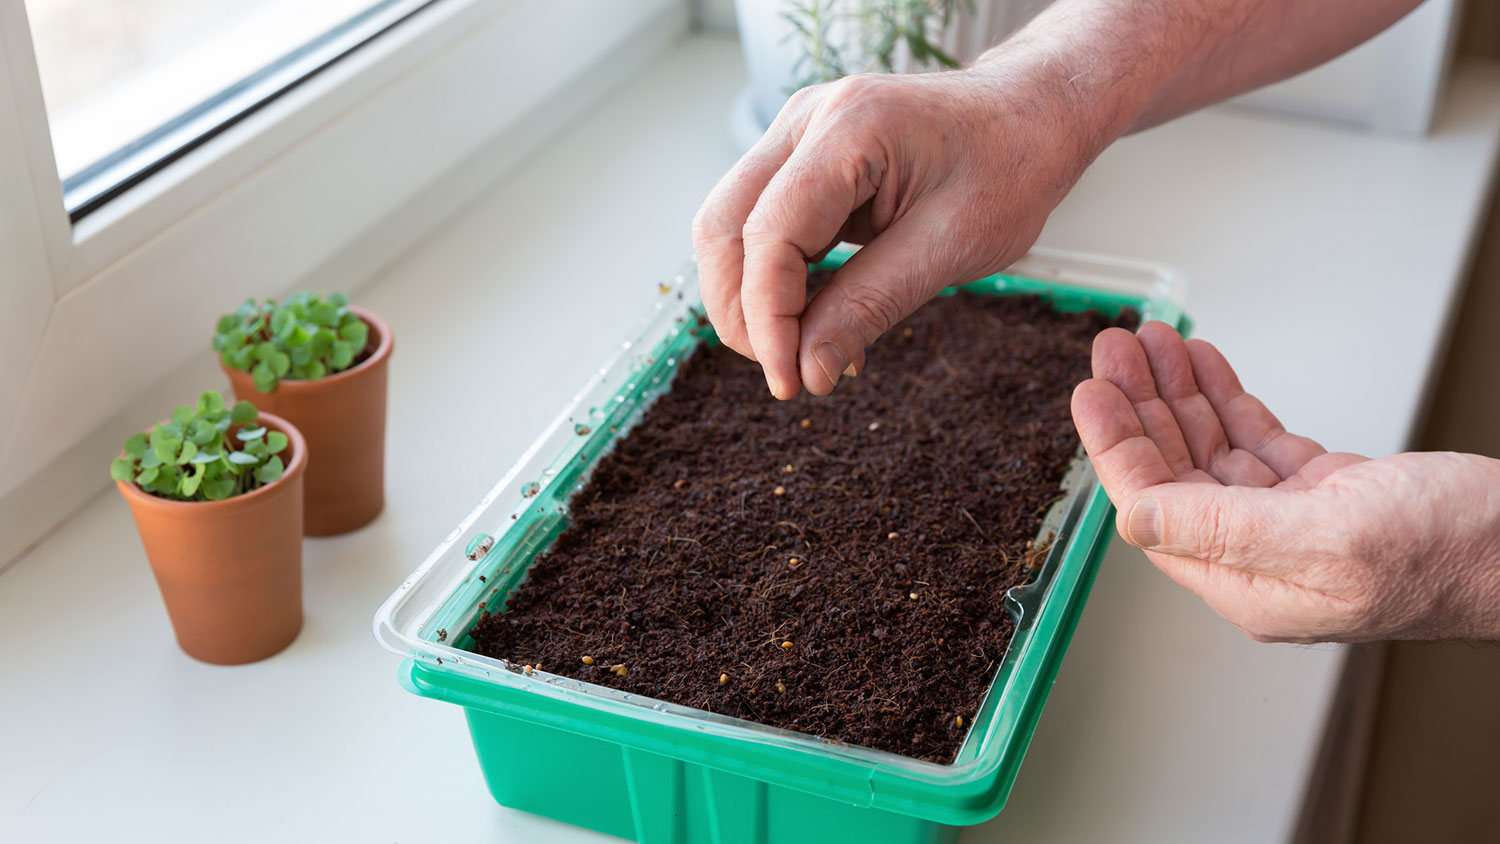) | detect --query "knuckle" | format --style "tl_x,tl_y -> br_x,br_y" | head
842,284 -> 906,336
1197,499 -> 1231,564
